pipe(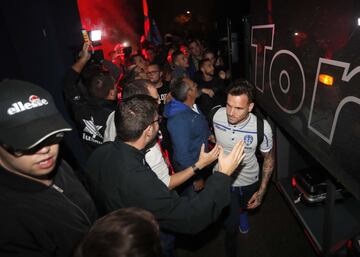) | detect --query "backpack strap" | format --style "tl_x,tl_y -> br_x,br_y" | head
257,116 -> 264,149
208,105 -> 222,124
